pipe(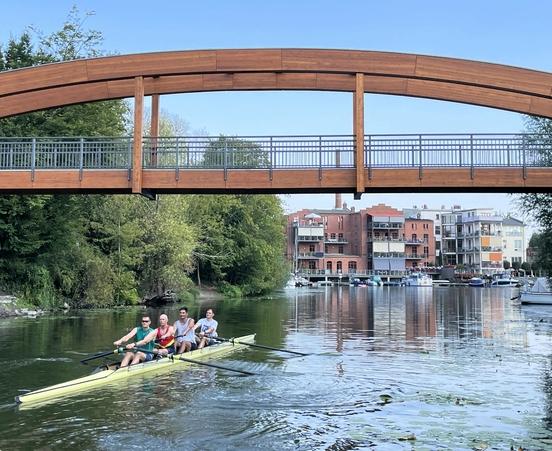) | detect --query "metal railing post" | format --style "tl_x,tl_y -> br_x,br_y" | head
459,145 -> 463,167
470,134 -> 474,179
522,139 -> 527,179
418,134 -> 423,179
9,144 -> 13,169
318,136 -> 322,180
224,141 -> 228,181
269,136 -> 273,181
367,134 -> 372,180
127,137 -> 132,181
79,138 -> 84,181
31,138 -> 36,182
175,137 -> 180,181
